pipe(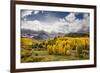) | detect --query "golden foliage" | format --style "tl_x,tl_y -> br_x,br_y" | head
46,37 -> 89,56
21,36 -> 89,62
